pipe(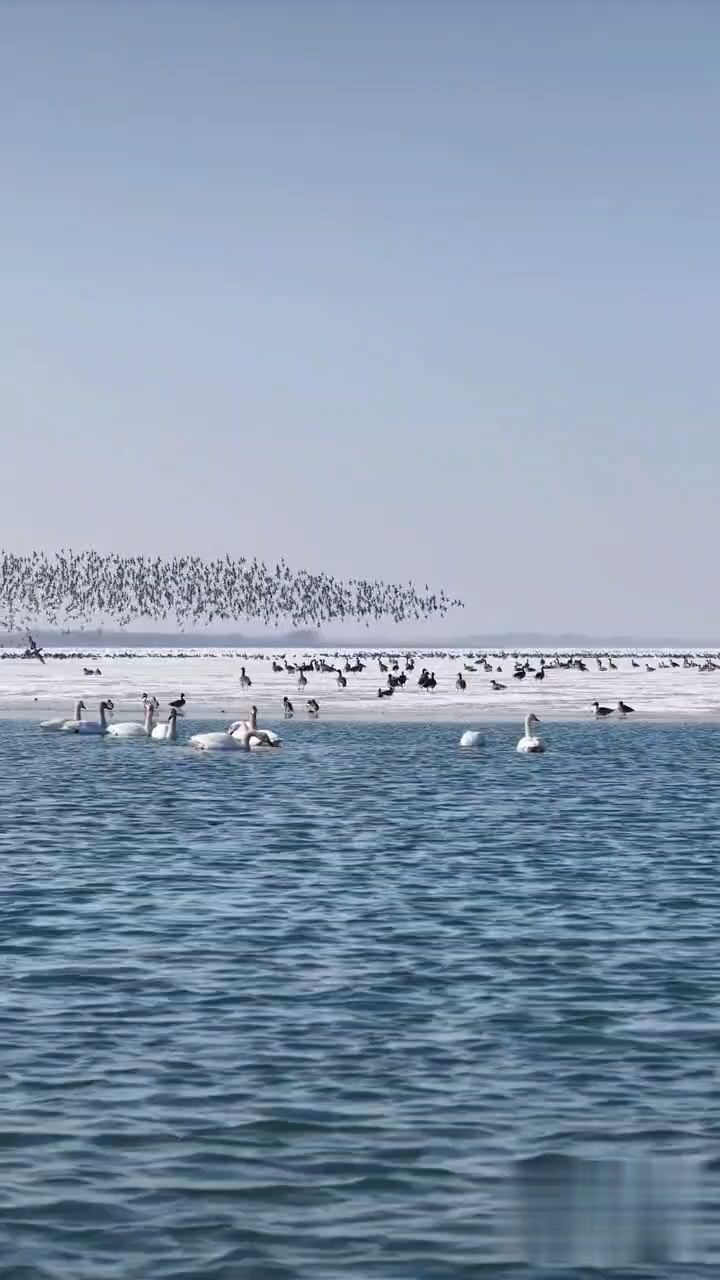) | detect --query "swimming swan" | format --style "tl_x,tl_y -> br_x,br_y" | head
228,705 -> 281,749
151,708 -> 179,742
189,727 -> 248,751
459,729 -> 483,748
41,700 -> 86,731
516,713 -> 545,754
61,700 -> 114,735
107,701 -> 155,738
